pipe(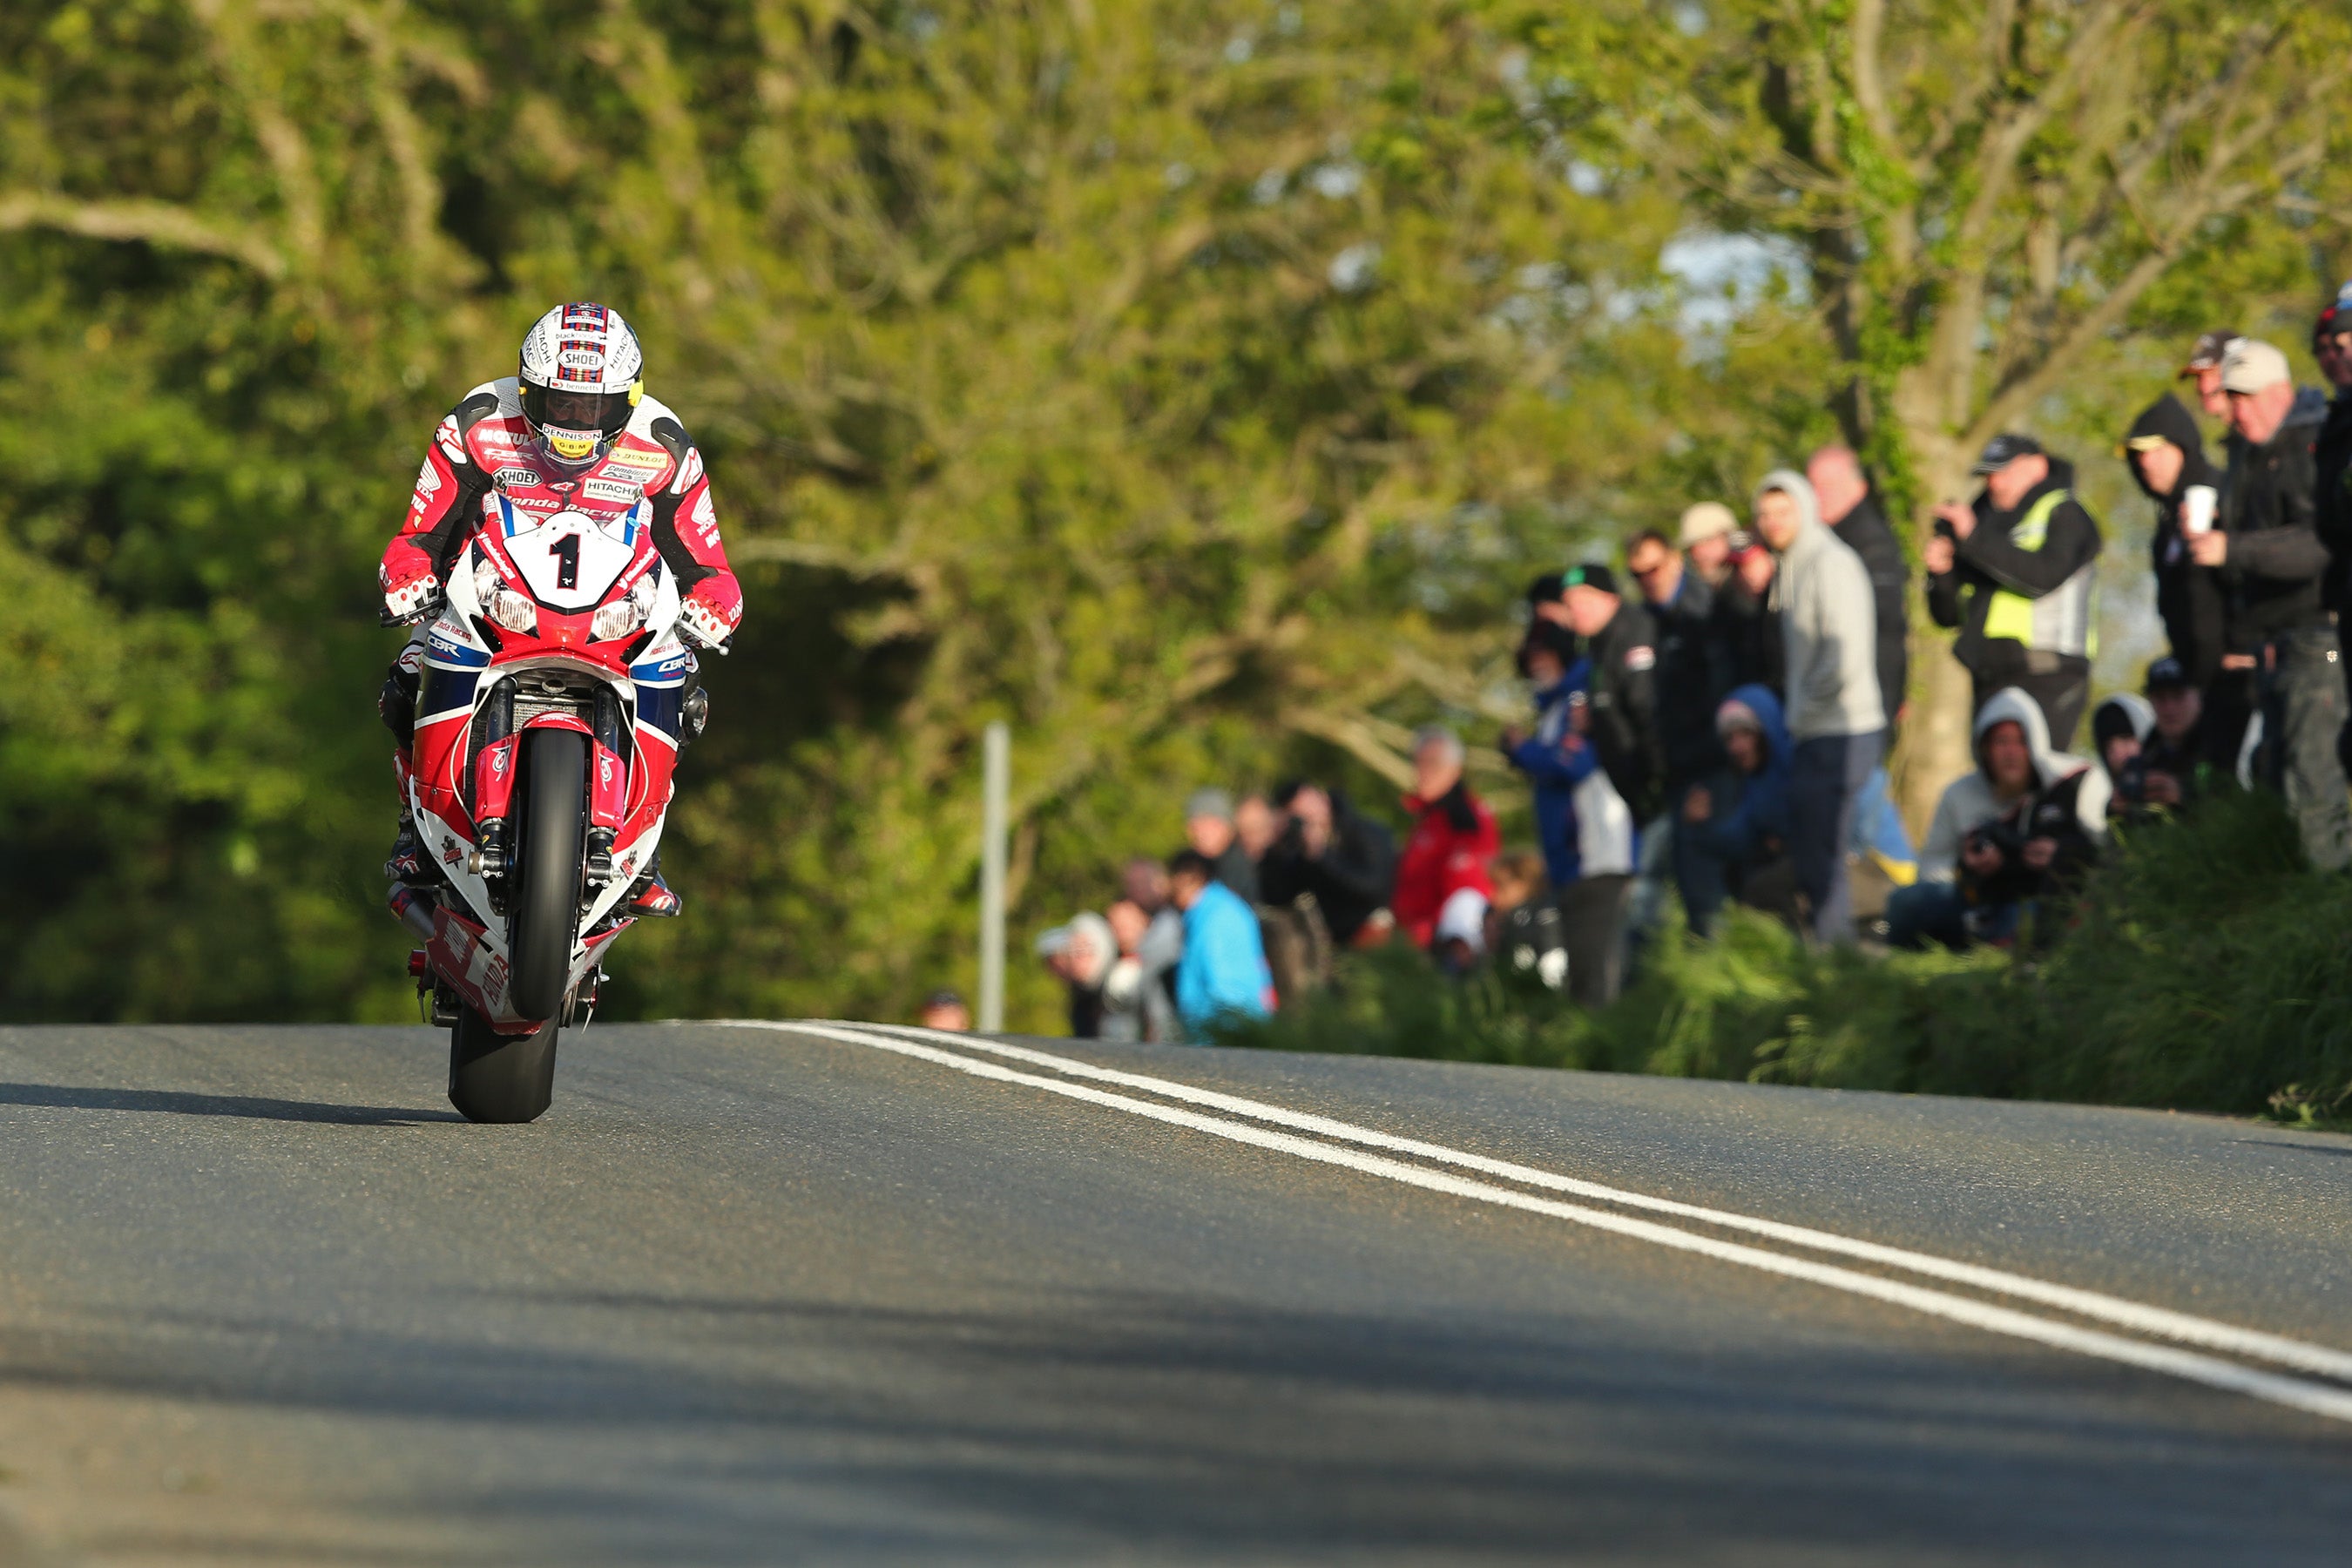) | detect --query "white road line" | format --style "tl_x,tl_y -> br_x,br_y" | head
836,1021 -> 2352,1387
725,1019 -> 2352,1427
